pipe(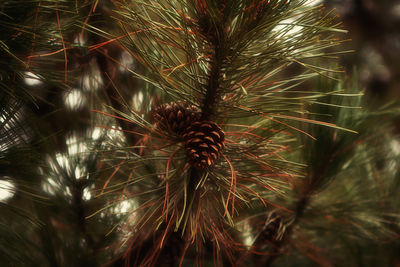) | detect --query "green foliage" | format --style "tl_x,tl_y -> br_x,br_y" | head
268,74 -> 400,266
0,1 -> 399,266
